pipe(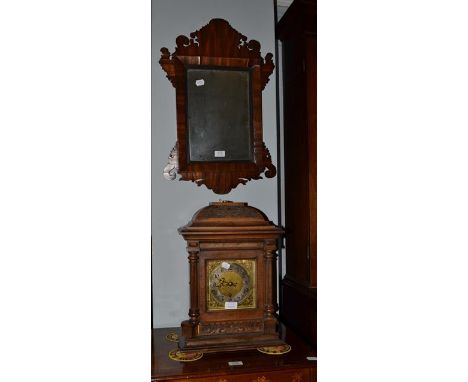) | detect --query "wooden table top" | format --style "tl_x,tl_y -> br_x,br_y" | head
152,325 -> 317,381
